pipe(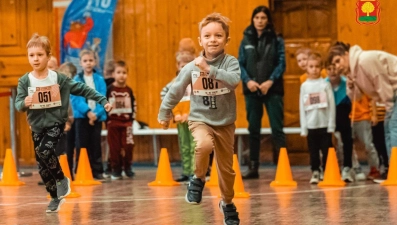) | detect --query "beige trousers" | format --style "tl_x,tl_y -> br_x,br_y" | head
188,121 -> 236,204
